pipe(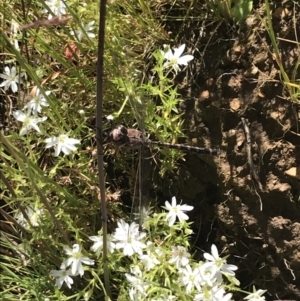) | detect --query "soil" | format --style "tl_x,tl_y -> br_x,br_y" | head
157,1 -> 300,300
